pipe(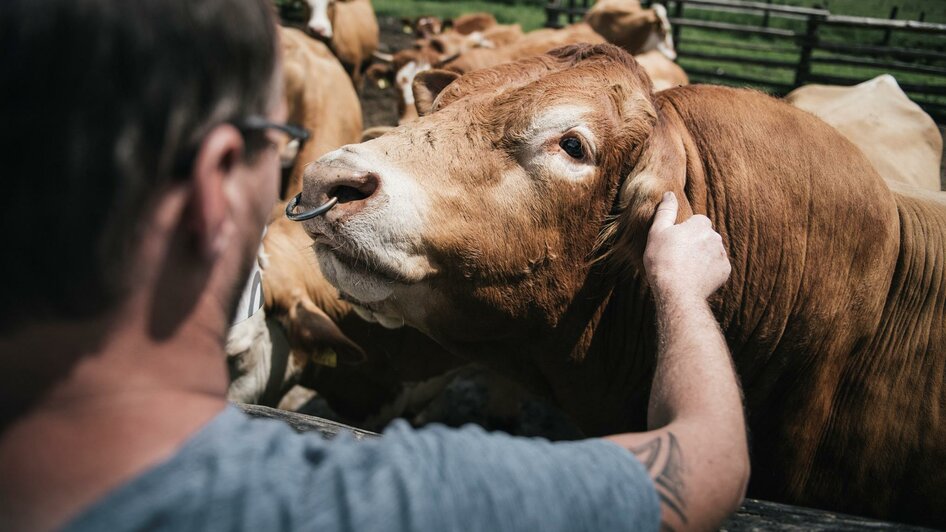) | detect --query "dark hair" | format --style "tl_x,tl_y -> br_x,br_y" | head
0,0 -> 278,329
